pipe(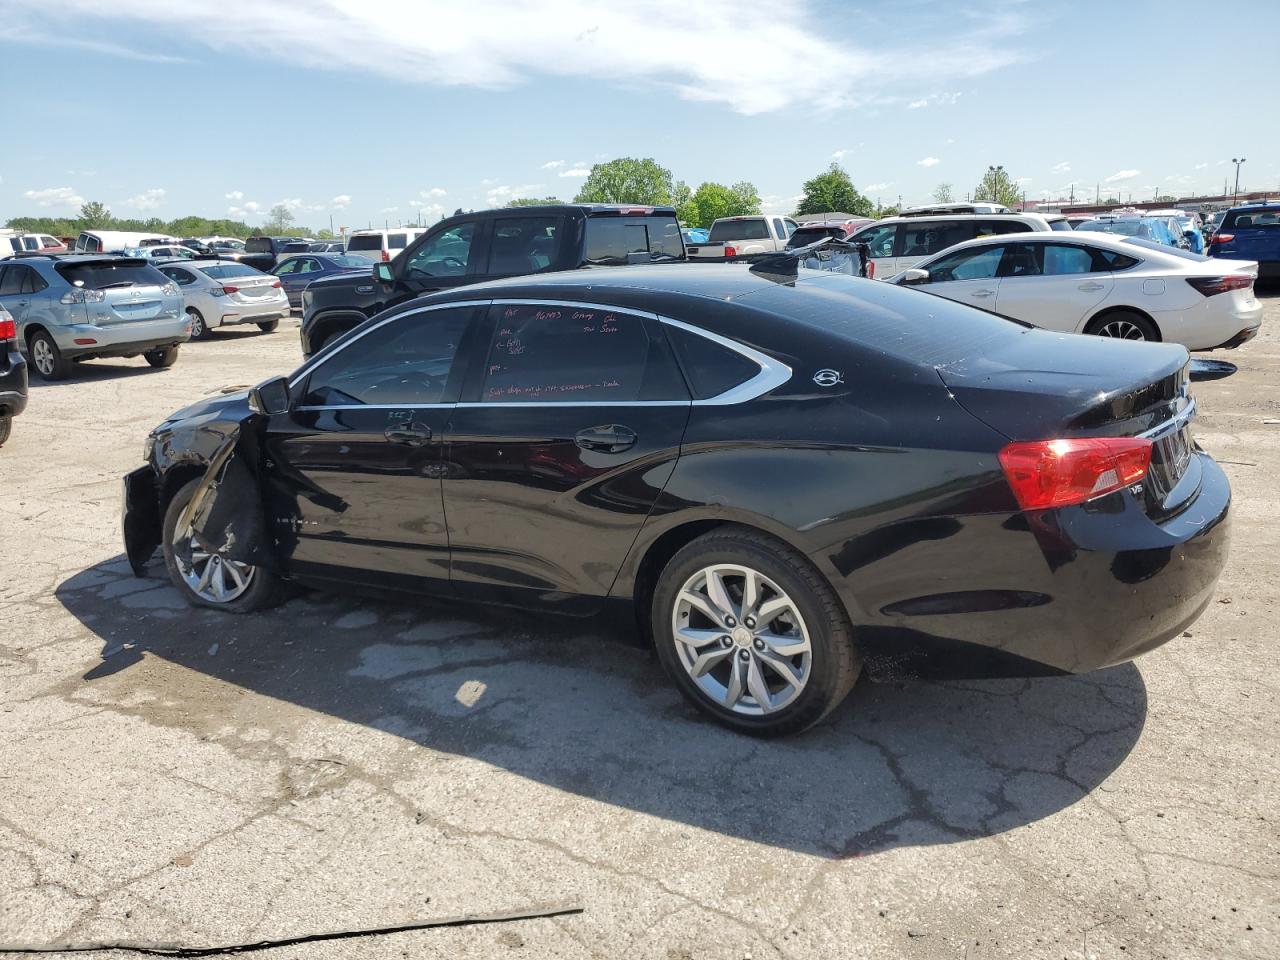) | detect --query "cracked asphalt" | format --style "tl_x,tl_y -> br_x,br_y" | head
1,295 -> 1277,959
